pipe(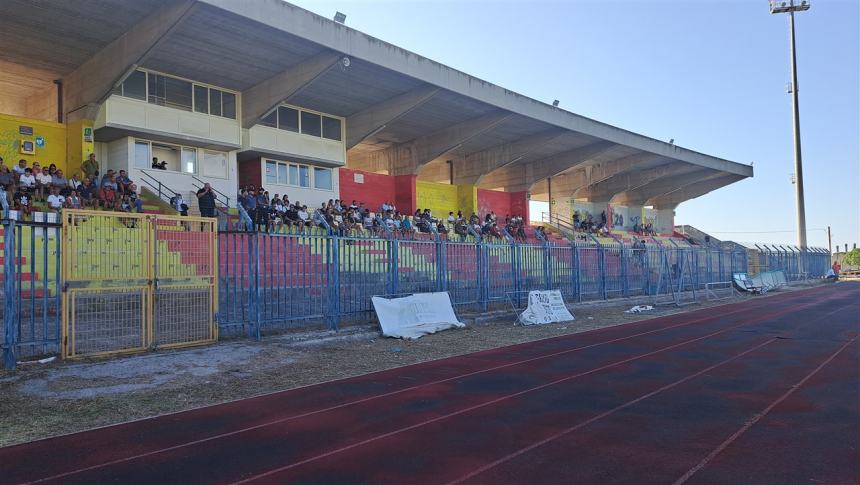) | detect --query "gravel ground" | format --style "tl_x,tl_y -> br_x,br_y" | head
0,282 -> 825,447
